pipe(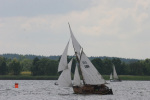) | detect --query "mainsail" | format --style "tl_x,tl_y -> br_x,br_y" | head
58,59 -> 73,87
68,23 -> 81,56
73,64 -> 81,86
80,52 -> 105,85
68,24 -> 105,85
58,40 -> 69,72
113,65 -> 118,79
